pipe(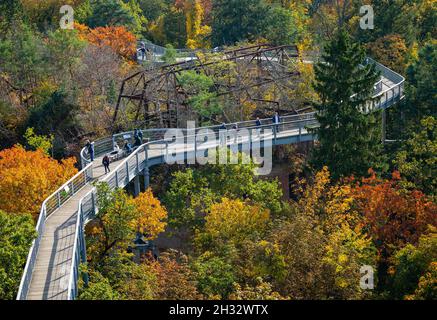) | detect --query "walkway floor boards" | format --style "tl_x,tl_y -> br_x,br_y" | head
27,155 -> 122,300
